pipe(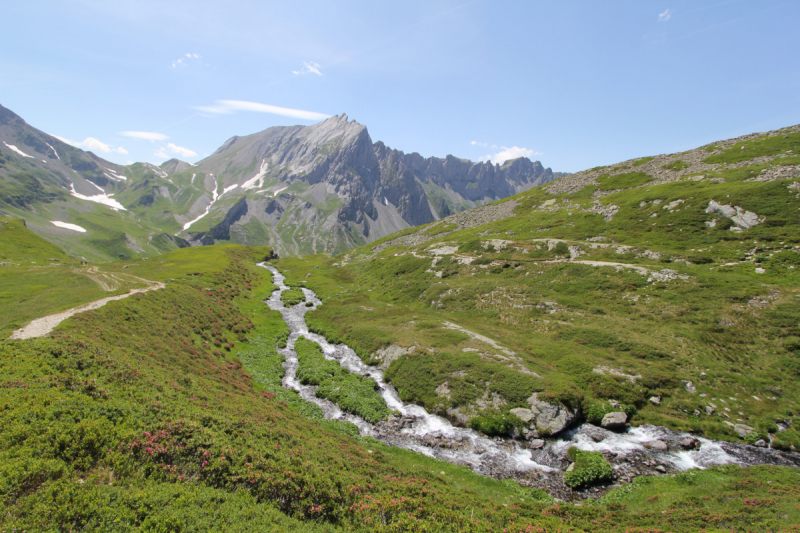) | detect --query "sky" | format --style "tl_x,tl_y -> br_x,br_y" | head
1,1 -> 798,173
